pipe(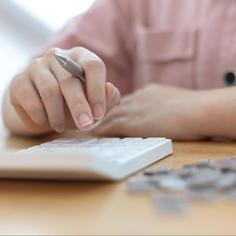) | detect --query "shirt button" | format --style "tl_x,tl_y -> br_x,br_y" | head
224,70 -> 236,86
